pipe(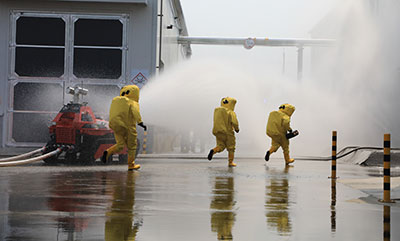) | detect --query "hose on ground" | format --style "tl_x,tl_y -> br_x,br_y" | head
295,146 -> 400,161
0,148 -> 61,167
0,147 -> 45,162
